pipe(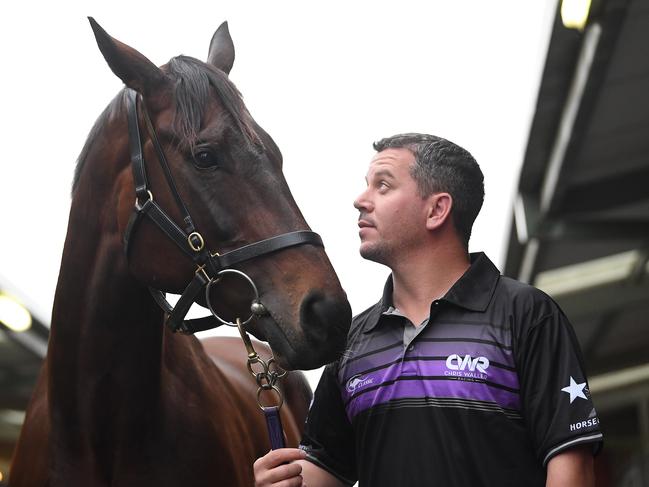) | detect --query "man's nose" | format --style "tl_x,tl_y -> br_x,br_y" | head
353,188 -> 372,211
